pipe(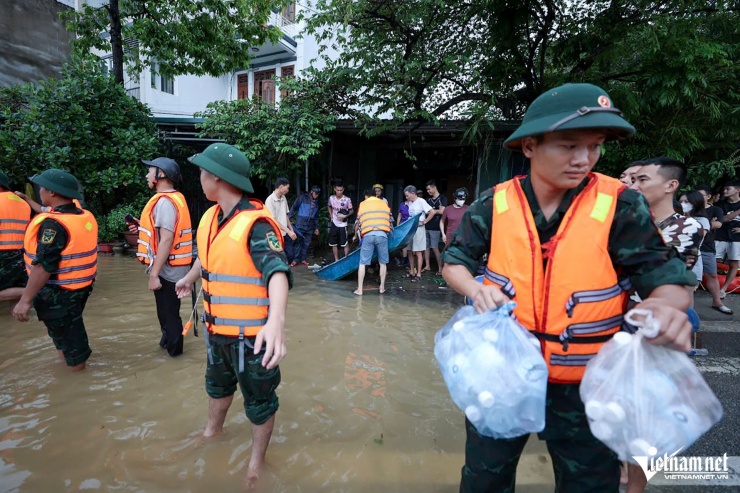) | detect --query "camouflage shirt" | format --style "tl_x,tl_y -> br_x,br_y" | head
216,196 -> 293,289
442,175 -> 696,299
